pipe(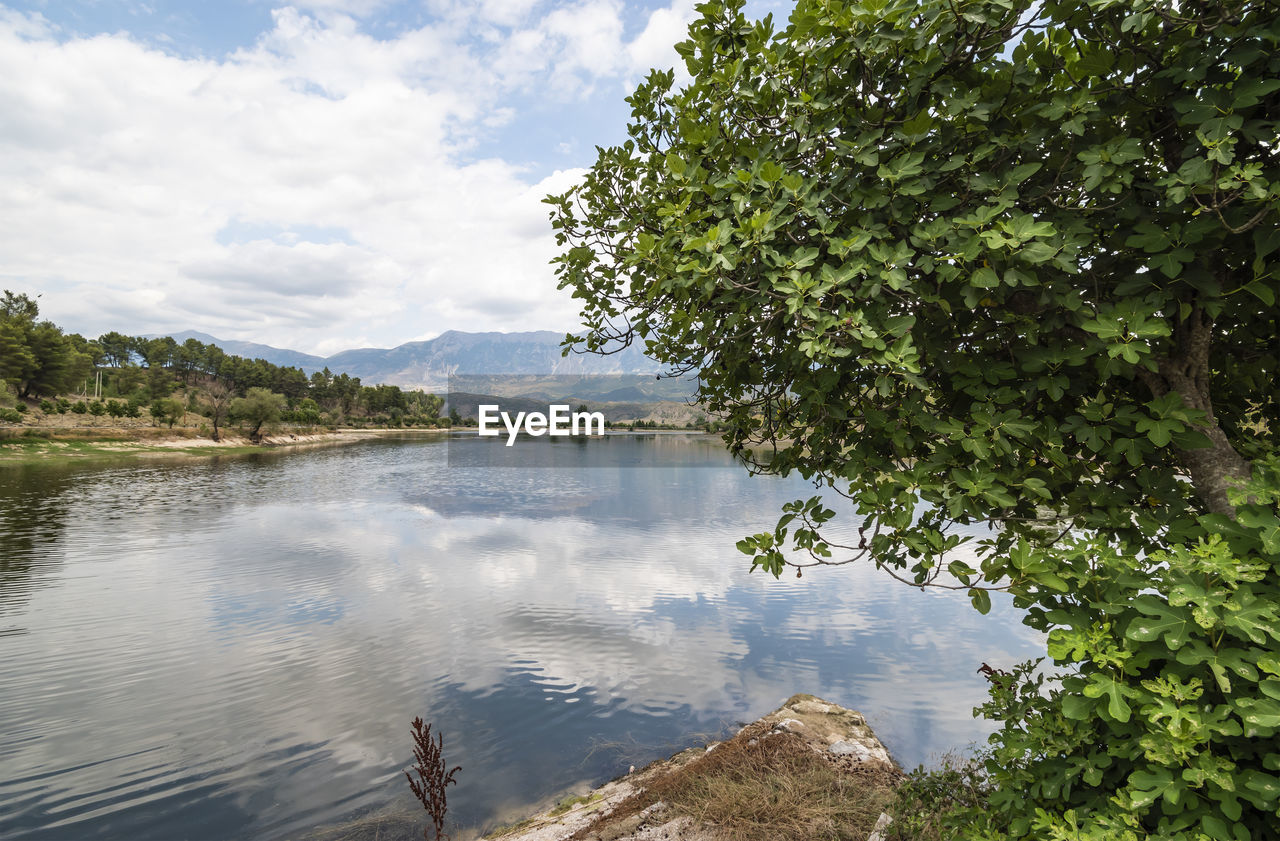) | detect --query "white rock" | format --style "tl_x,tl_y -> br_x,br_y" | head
828,740 -> 873,760
638,801 -> 668,821
772,717 -> 806,733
